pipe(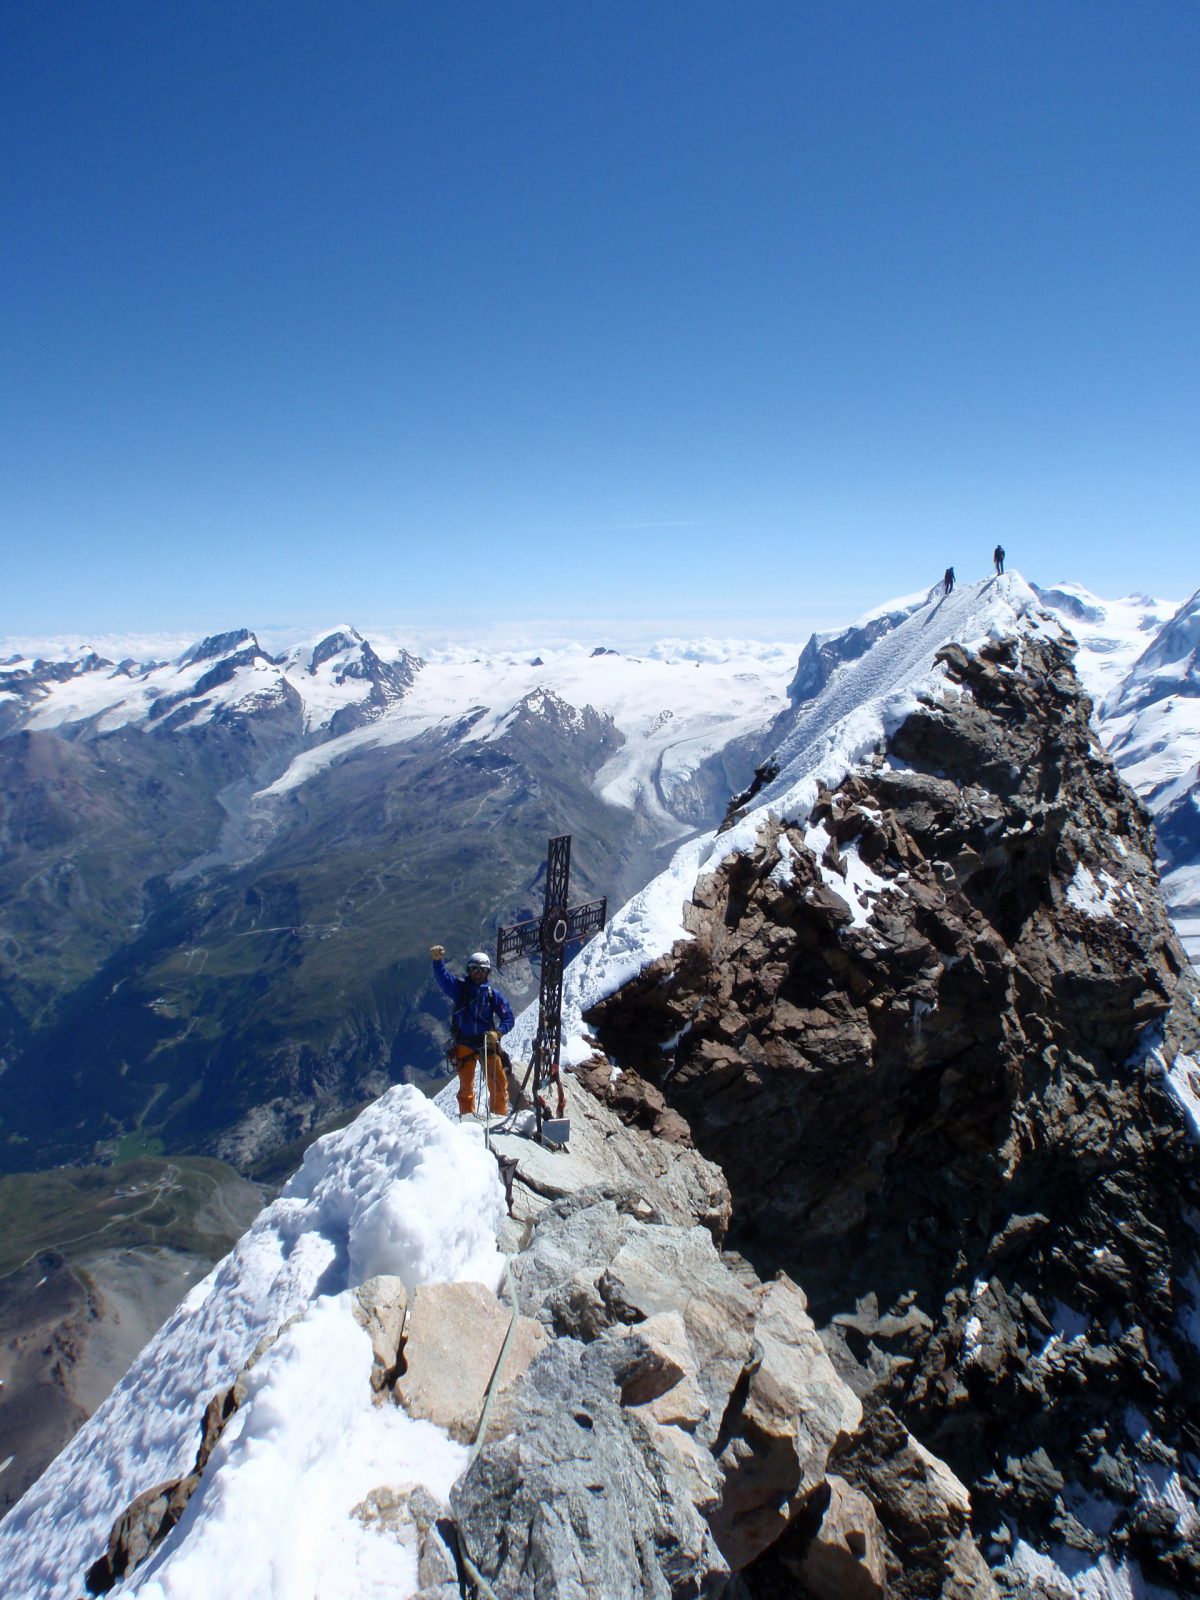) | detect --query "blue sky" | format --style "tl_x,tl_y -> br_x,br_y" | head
2,1 -> 1197,641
